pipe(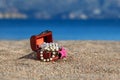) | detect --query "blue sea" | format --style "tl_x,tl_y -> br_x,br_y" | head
0,19 -> 120,40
